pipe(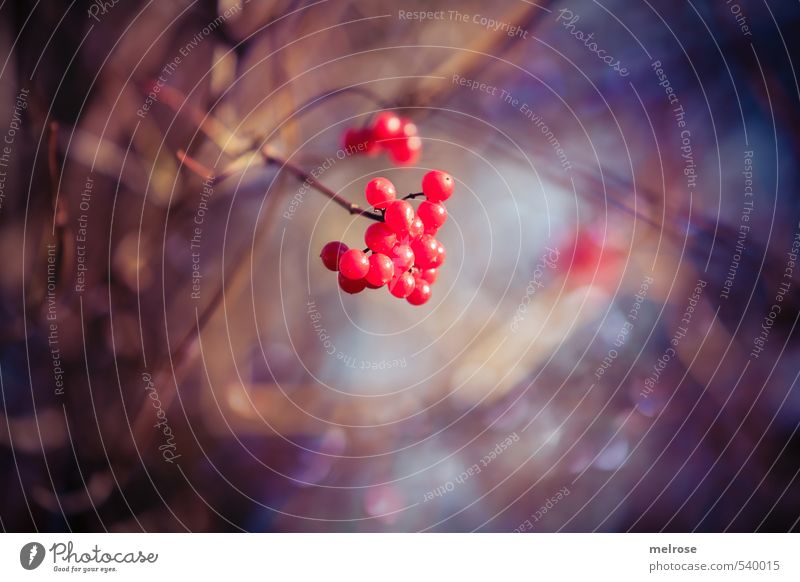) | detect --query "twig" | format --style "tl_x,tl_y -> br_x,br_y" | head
177,148 -> 383,221
160,81 -> 383,221
261,146 -> 383,220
